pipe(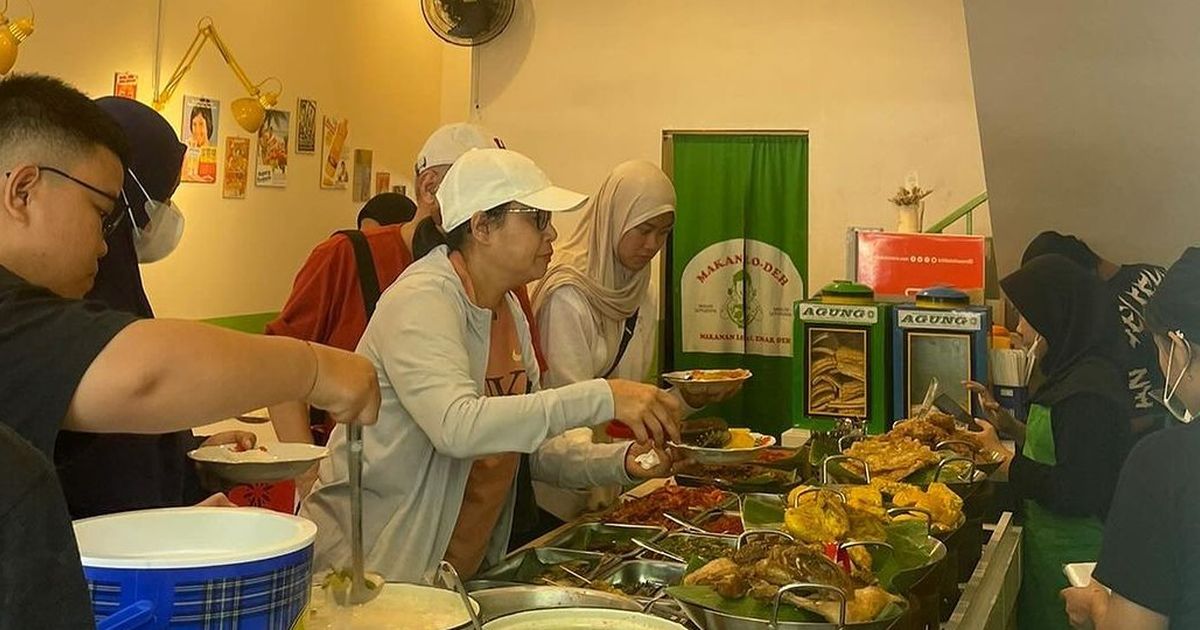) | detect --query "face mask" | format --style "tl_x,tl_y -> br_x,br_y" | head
128,170 -> 185,263
1160,331 -> 1194,423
